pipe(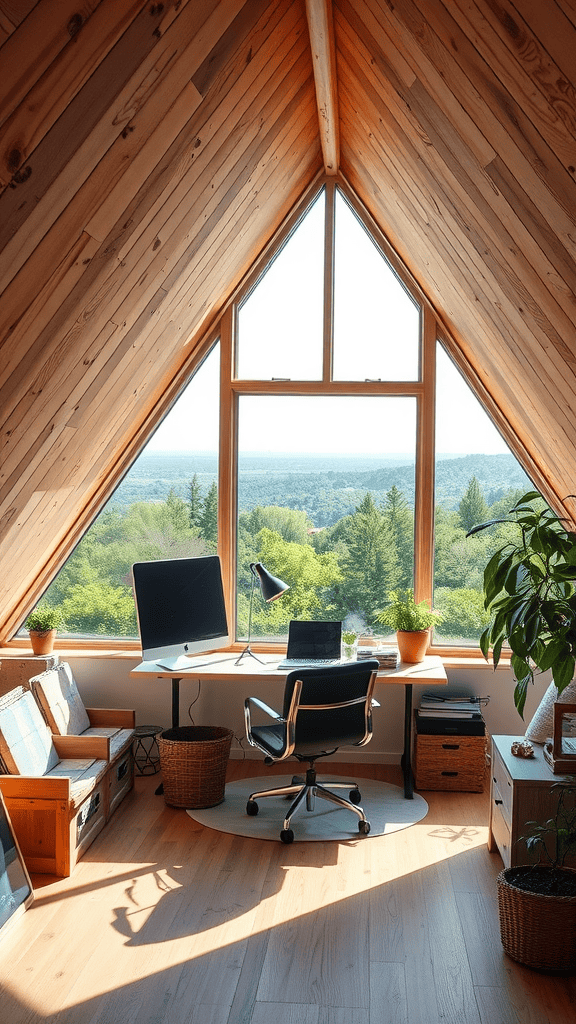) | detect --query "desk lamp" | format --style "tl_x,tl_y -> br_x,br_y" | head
235,562 -> 289,665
